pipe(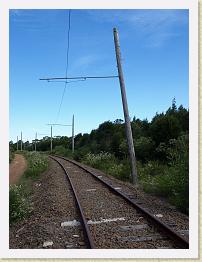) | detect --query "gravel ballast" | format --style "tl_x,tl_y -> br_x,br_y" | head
55,157 -> 188,248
